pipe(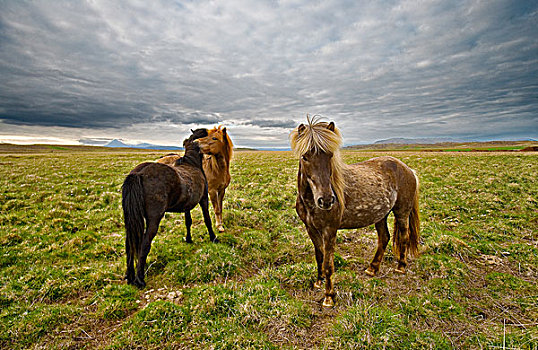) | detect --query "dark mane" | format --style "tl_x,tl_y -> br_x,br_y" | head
180,128 -> 208,169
